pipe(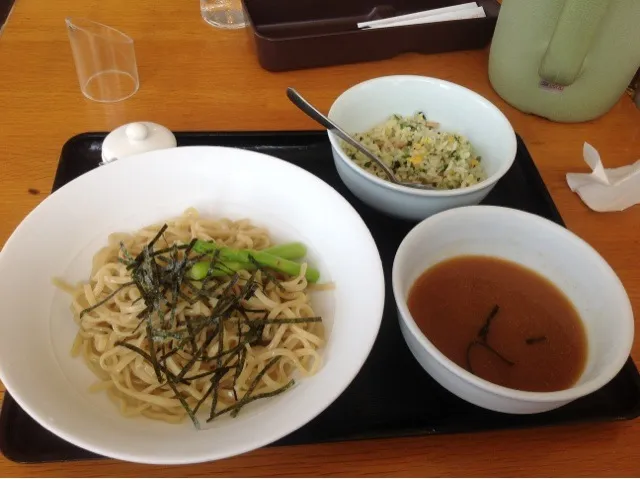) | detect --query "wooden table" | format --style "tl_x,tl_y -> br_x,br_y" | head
1,0 -> 640,476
